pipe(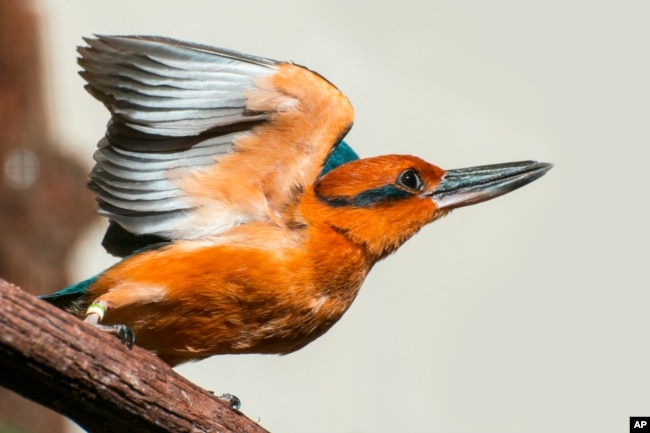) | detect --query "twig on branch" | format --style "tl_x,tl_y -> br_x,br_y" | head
0,279 -> 270,433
